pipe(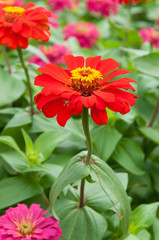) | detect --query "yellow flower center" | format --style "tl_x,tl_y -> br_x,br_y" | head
71,67 -> 103,96
14,216 -> 36,237
3,6 -> 25,22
